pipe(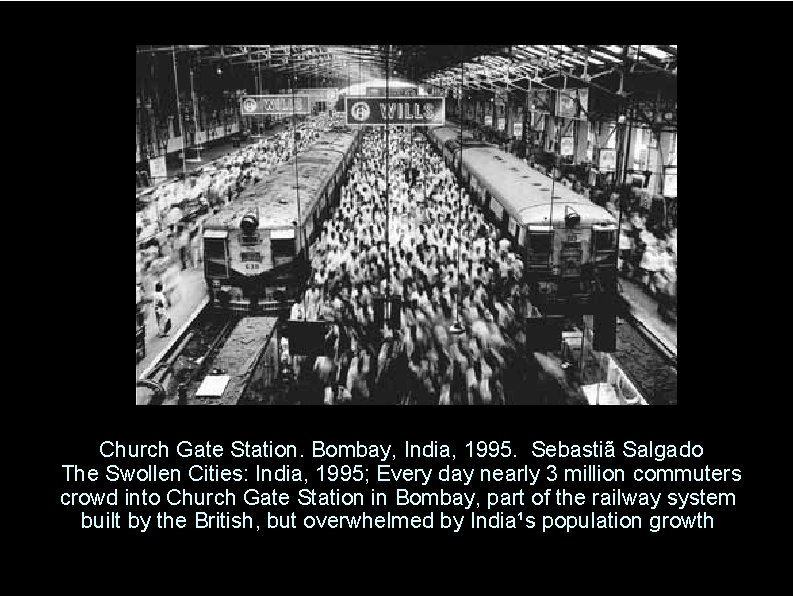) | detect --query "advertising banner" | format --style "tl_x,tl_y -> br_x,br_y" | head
560,136 -> 575,157
344,96 -> 445,126
663,171 -> 677,197
513,122 -> 523,138
528,88 -> 553,113
240,95 -> 312,115
599,148 -> 616,171
556,89 -> 589,119
484,115 -> 493,127
498,117 -> 506,131
149,156 -> 167,180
